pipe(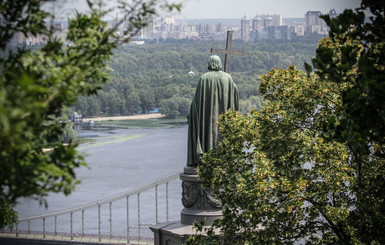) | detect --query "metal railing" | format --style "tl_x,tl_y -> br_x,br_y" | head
4,170 -> 183,244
